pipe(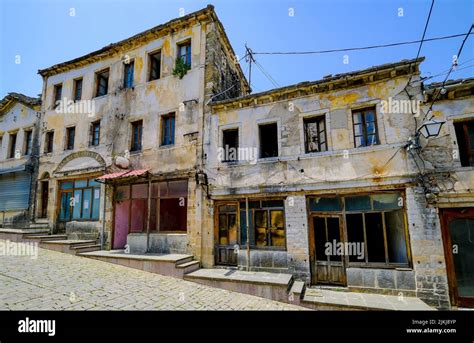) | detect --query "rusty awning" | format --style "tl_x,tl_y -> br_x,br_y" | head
96,169 -> 149,182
